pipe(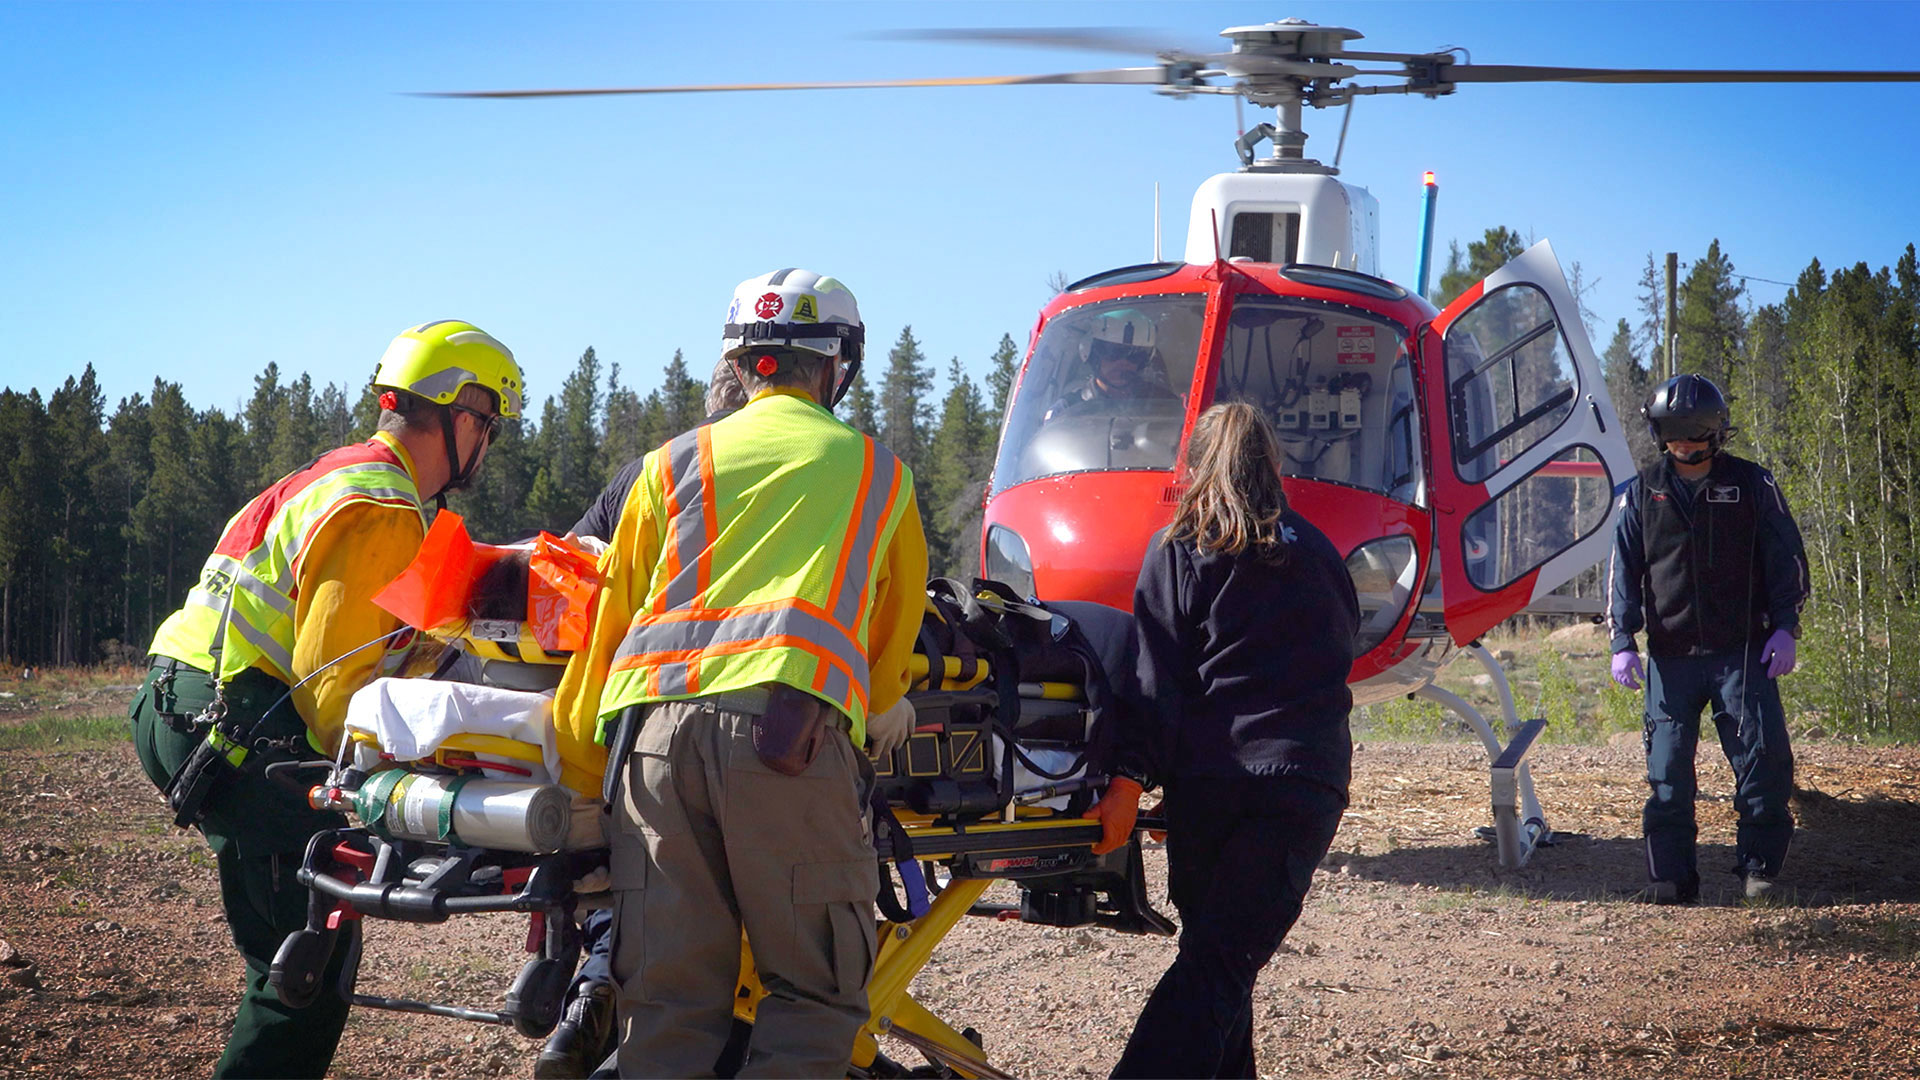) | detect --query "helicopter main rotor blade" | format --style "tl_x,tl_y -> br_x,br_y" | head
1441,64 -> 1920,85
416,67 -> 1169,98
874,26 -> 1212,62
